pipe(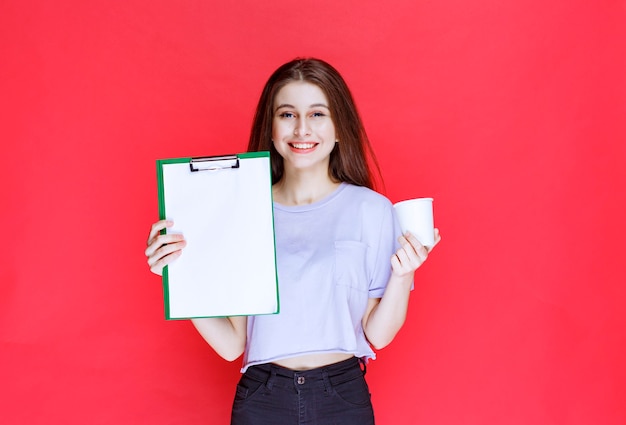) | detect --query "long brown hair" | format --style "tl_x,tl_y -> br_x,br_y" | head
247,58 -> 381,190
